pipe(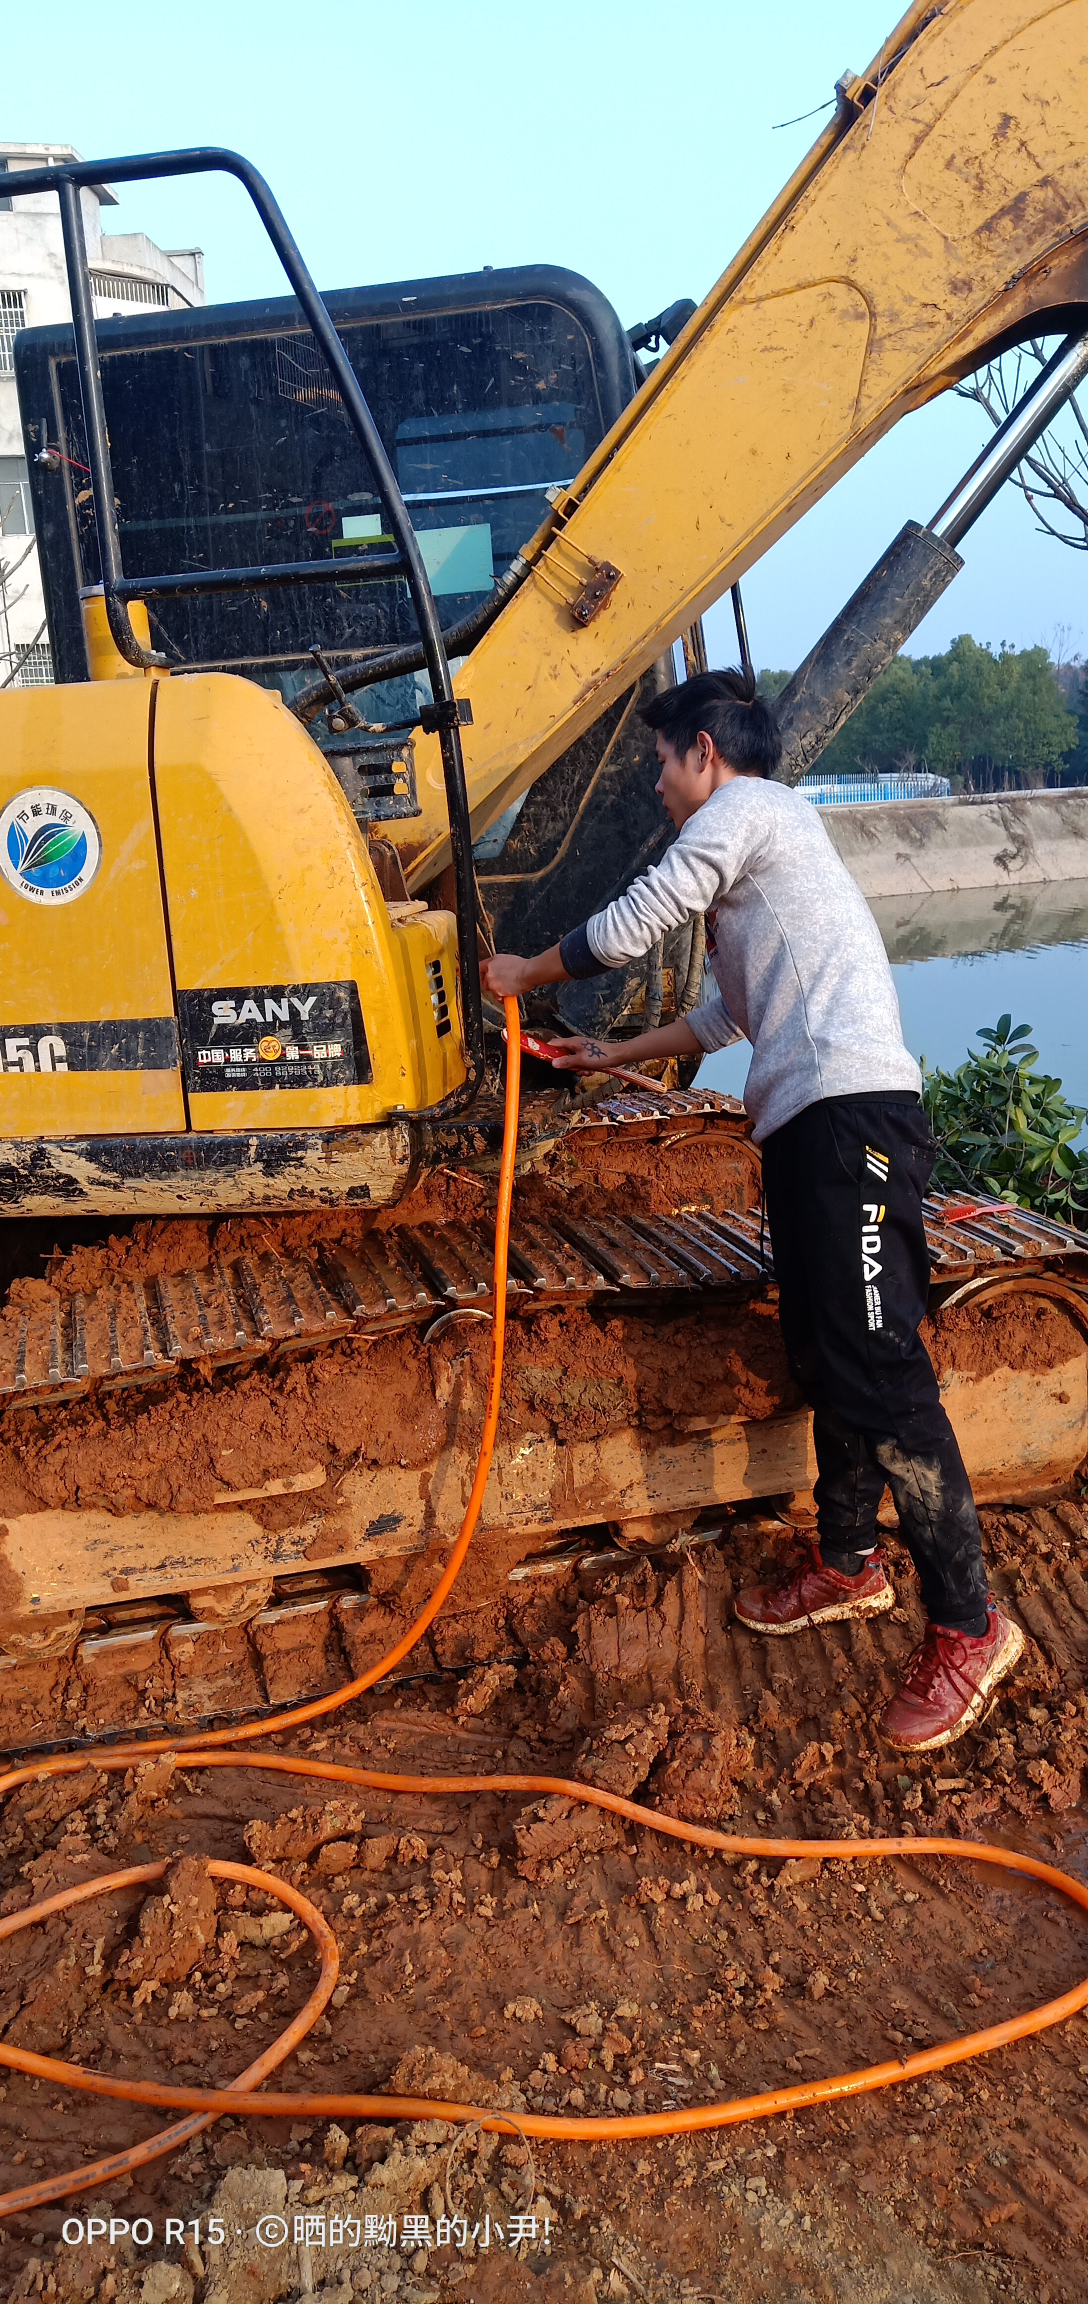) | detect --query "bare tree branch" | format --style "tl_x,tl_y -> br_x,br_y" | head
0,536 -> 38,583
956,340 -> 1088,552
0,621 -> 48,690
